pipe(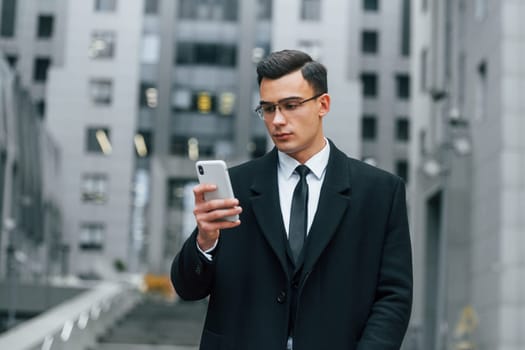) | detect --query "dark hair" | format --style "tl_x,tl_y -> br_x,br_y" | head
256,49 -> 328,94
